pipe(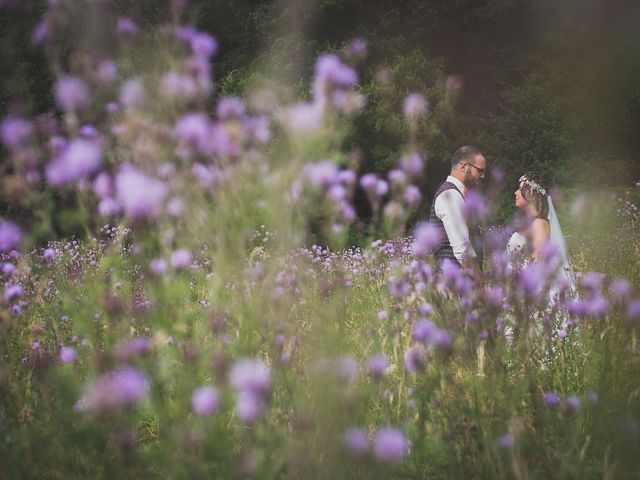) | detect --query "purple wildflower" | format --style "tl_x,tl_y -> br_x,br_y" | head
55,76 -> 89,111
403,93 -> 427,123
359,173 -> 378,191
445,75 -> 464,96
60,346 -> 77,364
171,249 -> 192,270
119,79 -> 145,109
46,139 -> 102,185
281,102 -> 322,133
565,394 -> 581,414
411,319 -> 434,344
92,173 -> 113,199
367,354 -> 389,378
97,60 -> 117,84
4,284 -> 23,301
1,263 -> 16,275
159,71 -> 197,100
412,222 -> 442,257
31,21 -> 51,45
373,427 -> 408,463
462,191 -> 489,222
344,428 -> 369,456
1,117 -> 33,150
0,221 -> 22,252
627,299 -> 640,321
496,434 -> 515,449
229,358 -> 271,395
403,344 -> 427,373
344,37 -> 367,59
115,166 -> 167,219
404,185 -> 422,205
543,392 -> 560,408
115,337 -> 151,362
235,390 -> 265,423
609,278 -> 631,301
77,367 -> 149,413
117,17 -> 139,37
191,386 -> 220,416
190,32 -> 218,58
304,161 -> 339,189
217,96 -> 245,120
399,153 -> 423,176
